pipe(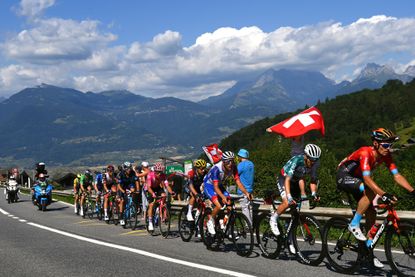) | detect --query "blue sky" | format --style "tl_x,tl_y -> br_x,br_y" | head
1,0 -> 415,100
